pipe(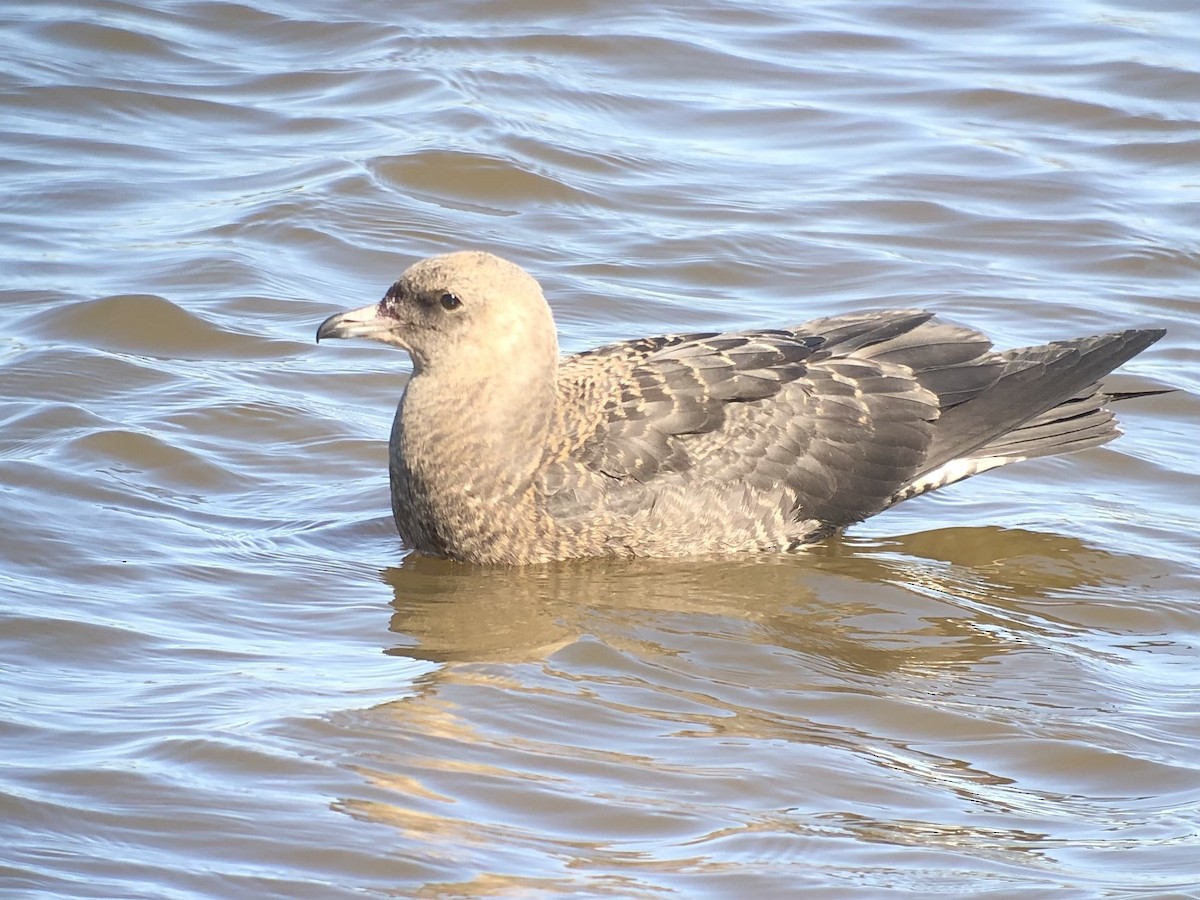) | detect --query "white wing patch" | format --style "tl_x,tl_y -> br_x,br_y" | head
889,455 -> 1025,506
